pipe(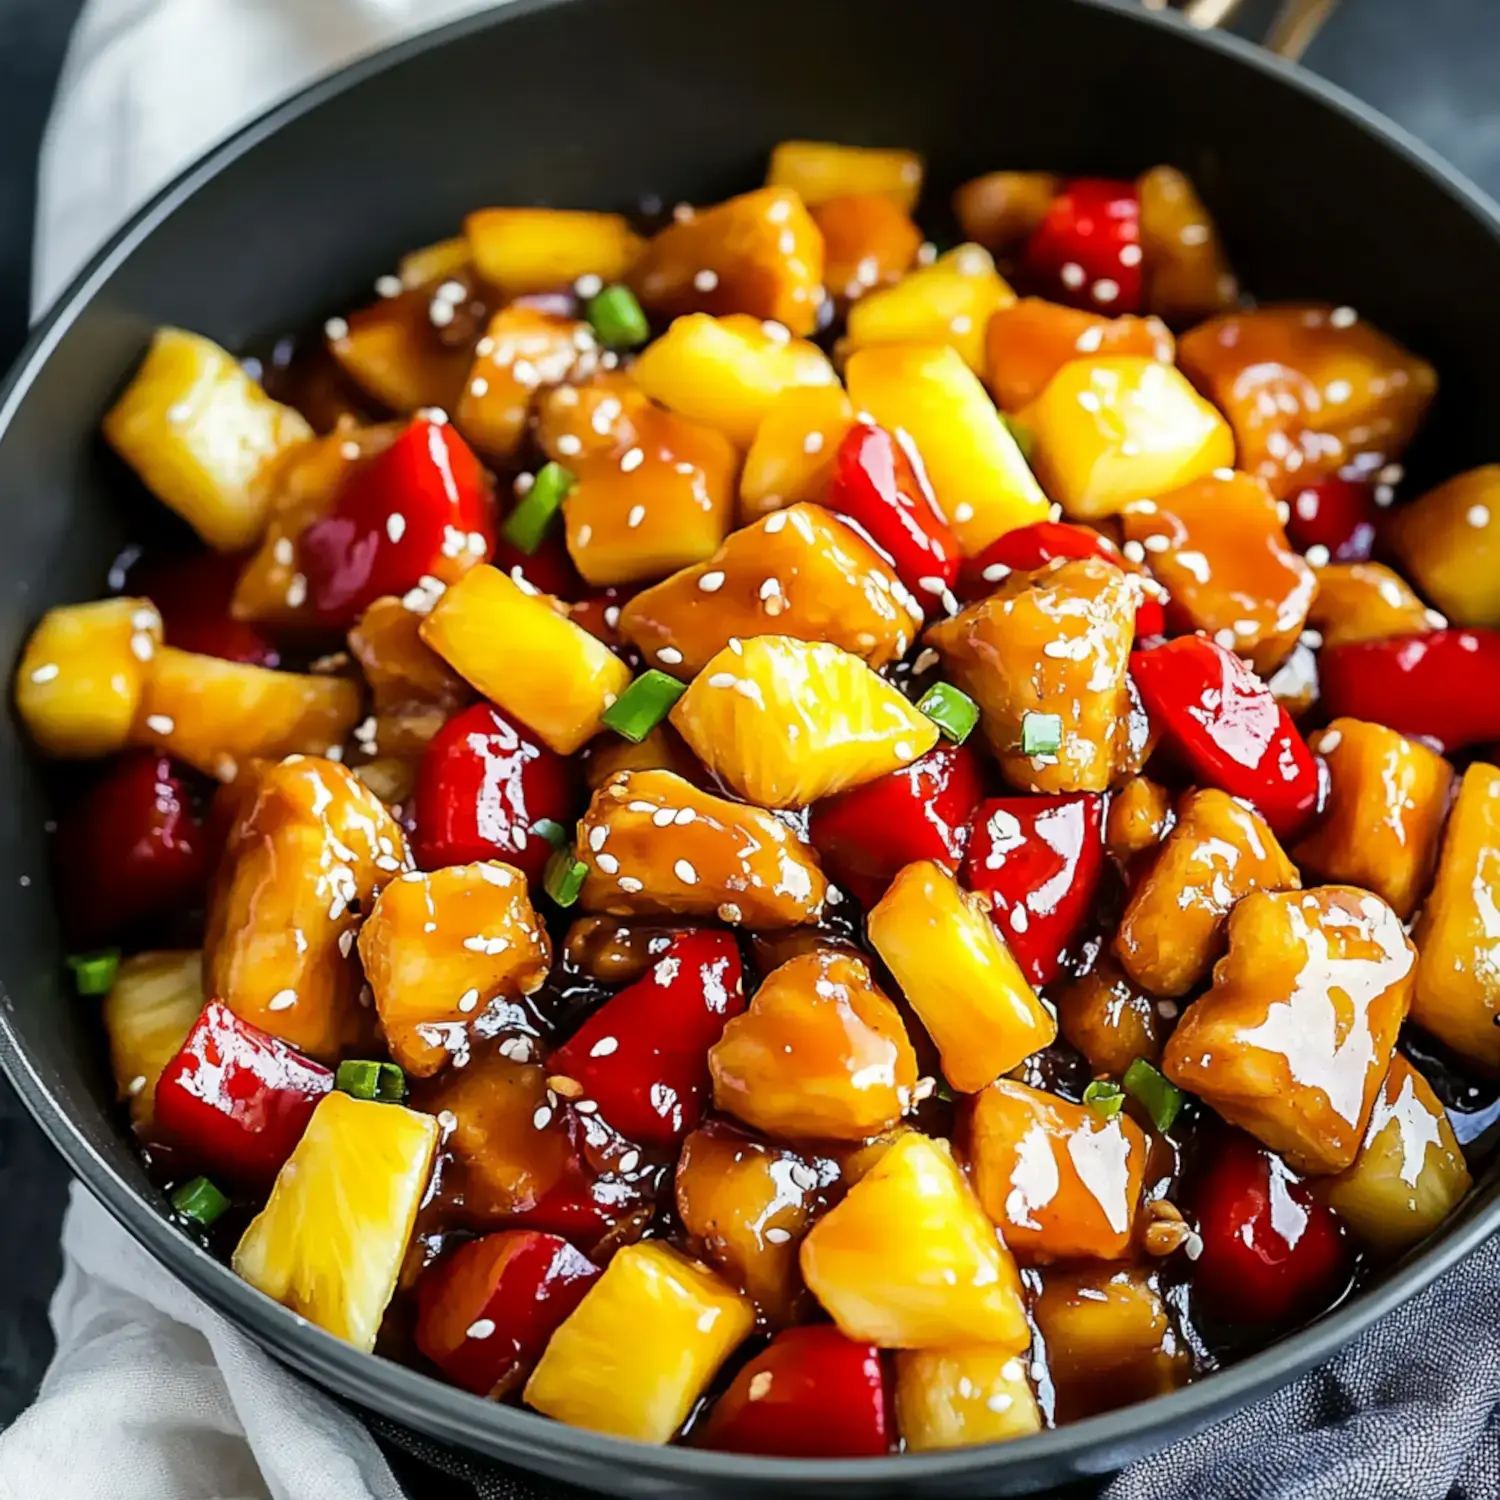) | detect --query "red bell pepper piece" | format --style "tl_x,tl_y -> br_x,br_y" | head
568,589 -> 626,651
1284,476 -> 1377,562
961,794 -> 1105,987
300,415 -> 493,626
699,1325 -> 891,1458
412,702 -> 579,883
153,999 -> 332,1182
414,1230 -> 600,1398
1319,629 -> 1500,752
129,552 -> 279,667
1192,1132 -> 1352,1329
1023,178 -> 1143,315
55,752 -> 209,945
547,931 -> 744,1149
1132,636 -> 1320,840
491,528 -> 584,603
824,422 -> 959,609
808,743 -> 982,909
